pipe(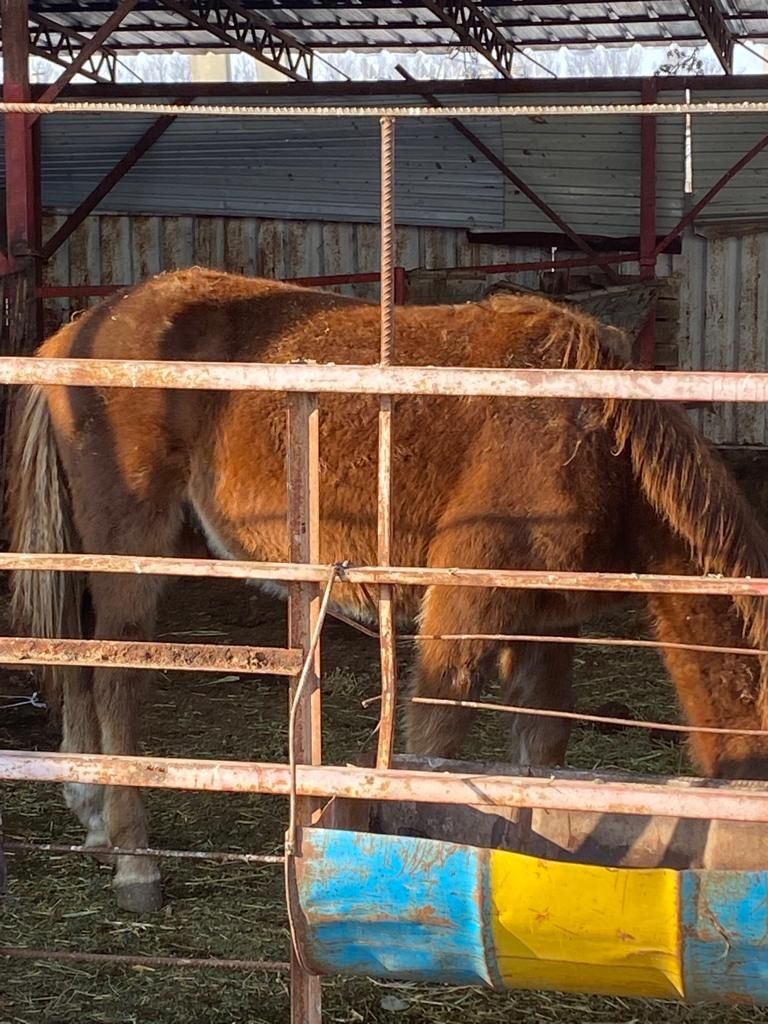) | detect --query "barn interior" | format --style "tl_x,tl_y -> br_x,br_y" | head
4,3 -> 768,1023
